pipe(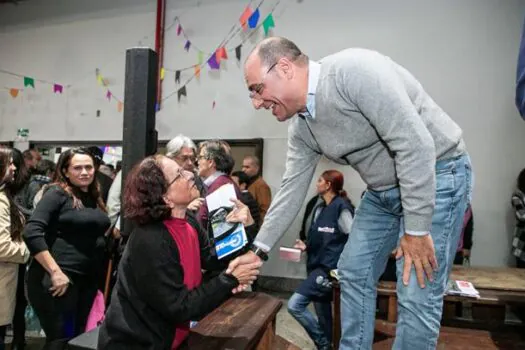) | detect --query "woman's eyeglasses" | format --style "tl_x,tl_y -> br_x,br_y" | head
167,168 -> 194,187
